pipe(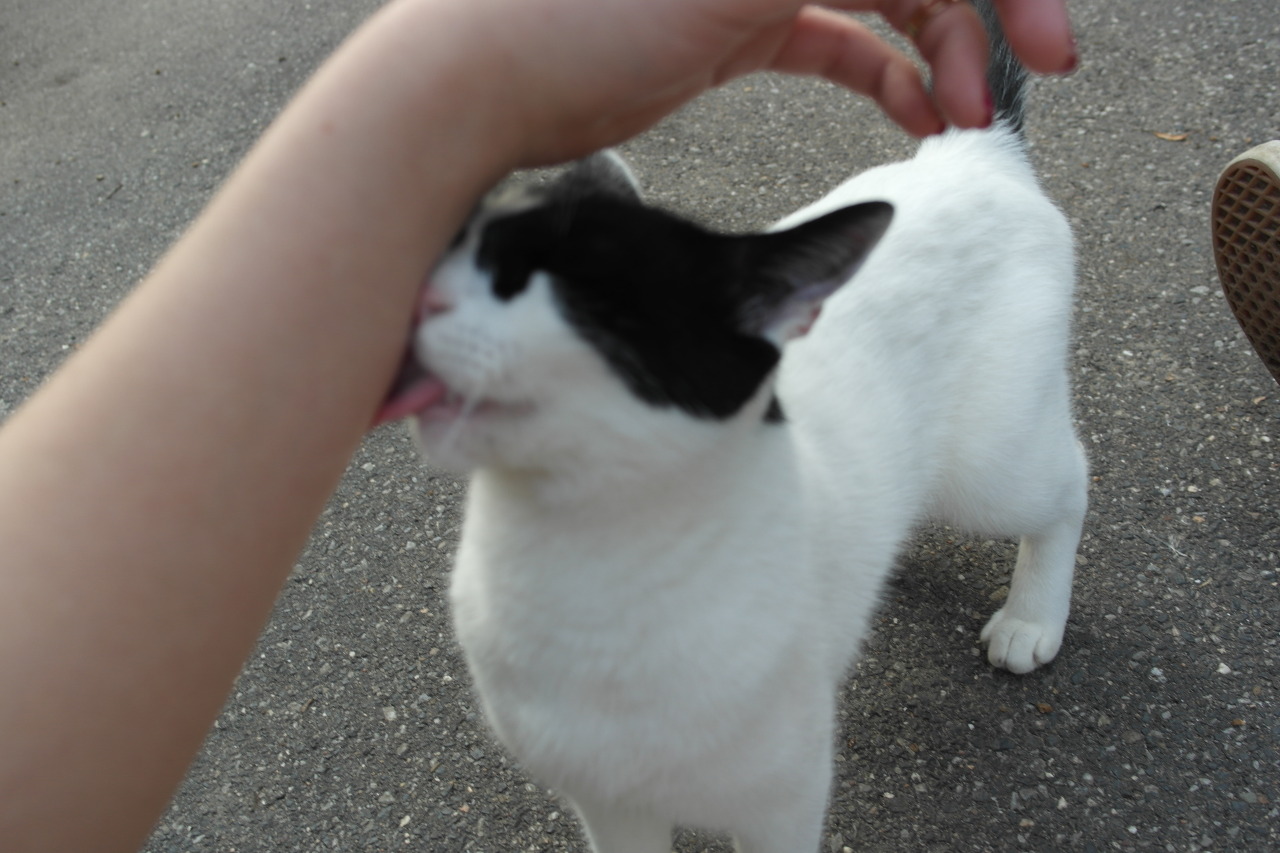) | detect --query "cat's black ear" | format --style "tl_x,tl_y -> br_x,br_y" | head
741,201 -> 893,345
553,150 -> 643,202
